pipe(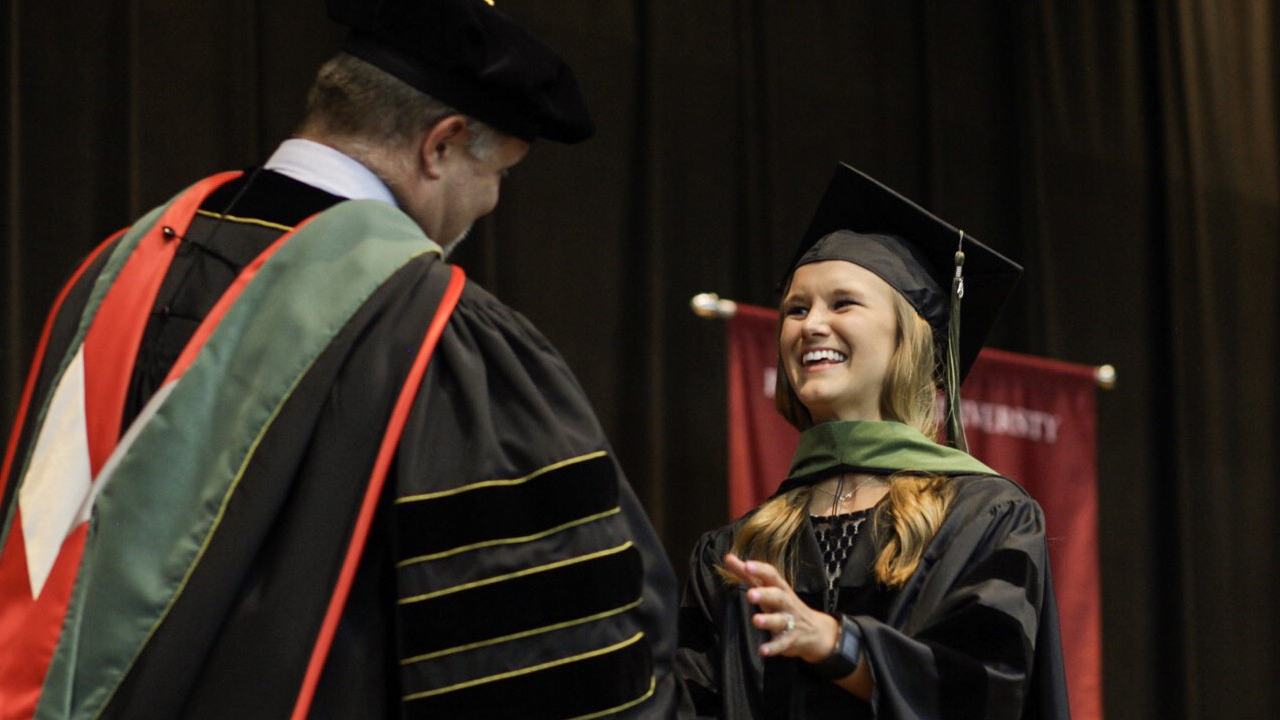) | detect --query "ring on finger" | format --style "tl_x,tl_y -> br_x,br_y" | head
781,611 -> 795,634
